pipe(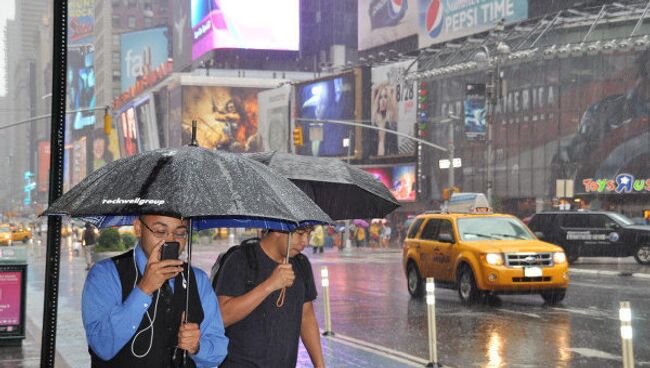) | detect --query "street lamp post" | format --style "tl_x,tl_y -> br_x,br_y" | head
474,43 -> 510,205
